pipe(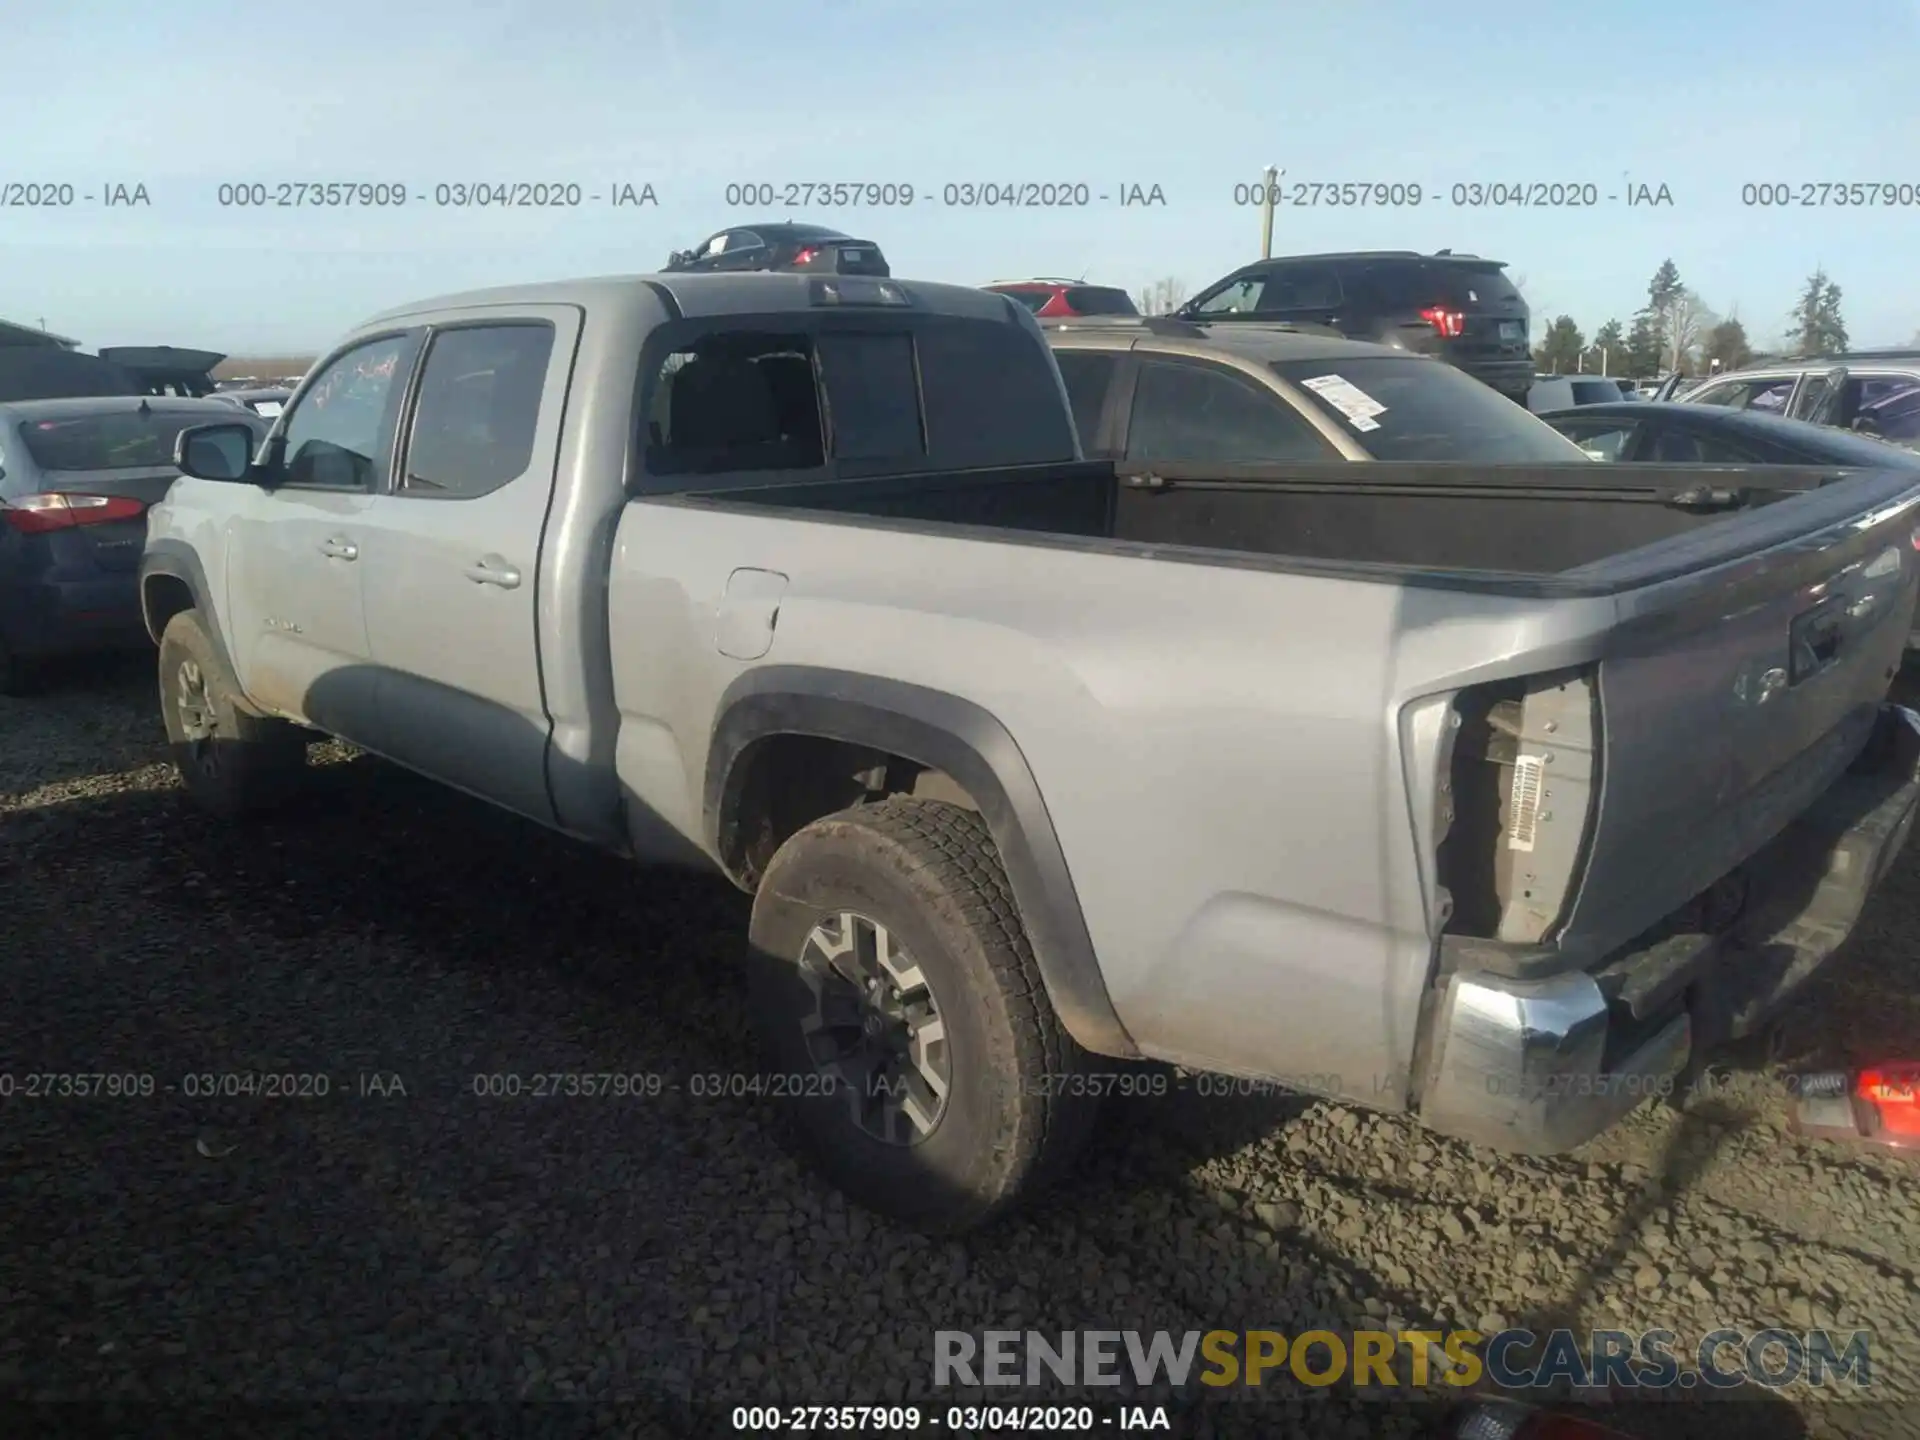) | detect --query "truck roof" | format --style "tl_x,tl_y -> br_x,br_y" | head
359,272 -> 1022,329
